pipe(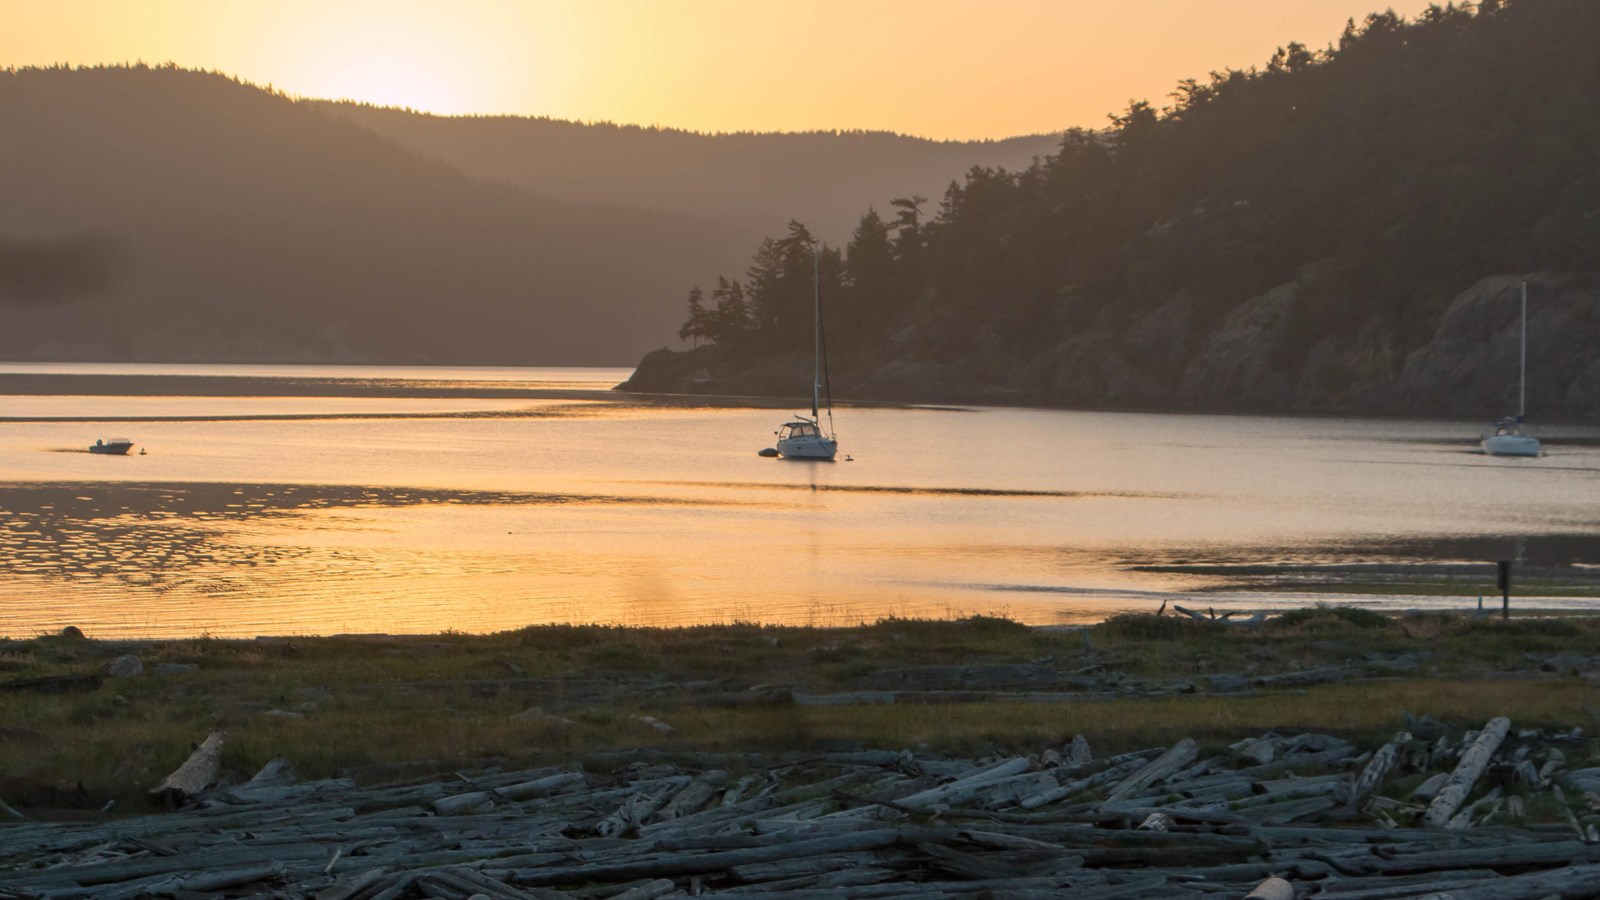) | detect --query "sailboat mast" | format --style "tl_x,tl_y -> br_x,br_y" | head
812,247 -> 821,422
1519,281 -> 1527,421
